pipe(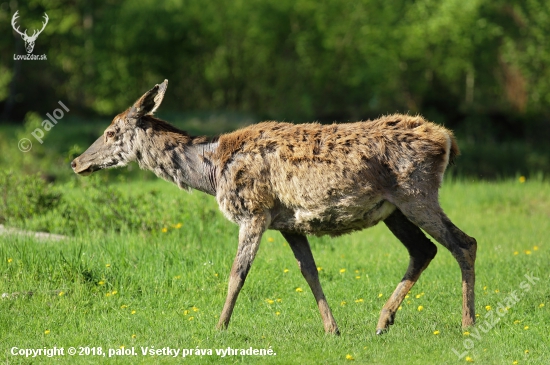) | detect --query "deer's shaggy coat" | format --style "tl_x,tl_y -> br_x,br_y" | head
72,80 -> 477,335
